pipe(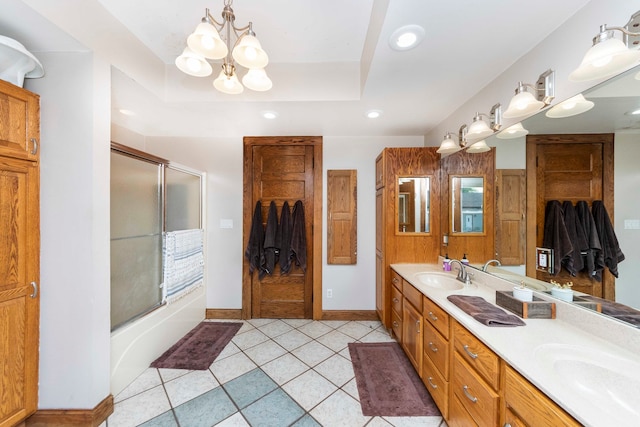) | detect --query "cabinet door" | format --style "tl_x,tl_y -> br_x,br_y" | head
0,156 -> 39,425
402,299 -> 422,374
0,80 -> 40,161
